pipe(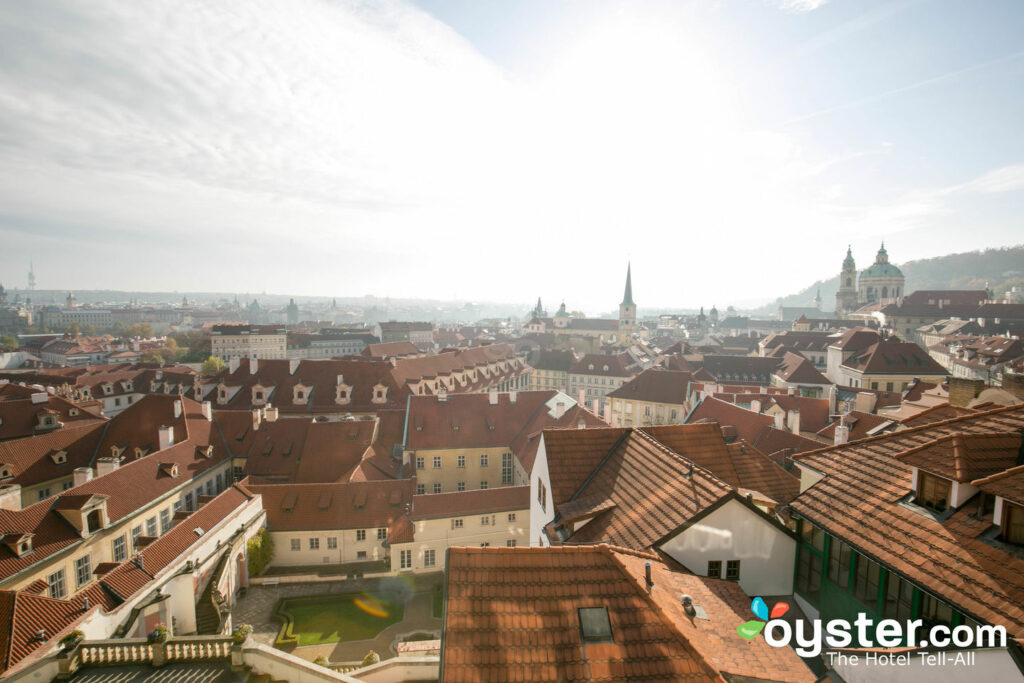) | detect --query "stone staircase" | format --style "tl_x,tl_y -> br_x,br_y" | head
196,551 -> 231,634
